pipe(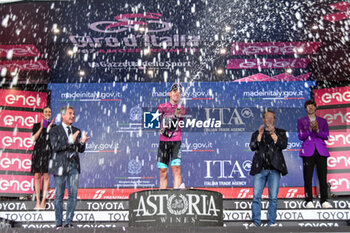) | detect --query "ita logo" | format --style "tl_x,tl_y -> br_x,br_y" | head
143,110 -> 161,129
